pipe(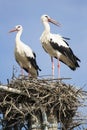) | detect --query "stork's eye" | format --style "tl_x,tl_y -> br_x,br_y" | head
45,15 -> 48,18
18,26 -> 20,28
